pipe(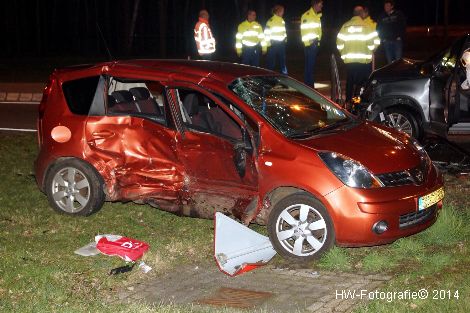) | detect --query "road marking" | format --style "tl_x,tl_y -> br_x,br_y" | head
0,127 -> 37,132
0,101 -> 40,105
